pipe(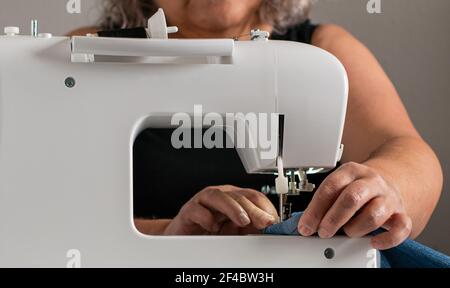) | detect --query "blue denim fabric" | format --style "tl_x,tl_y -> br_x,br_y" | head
263,212 -> 450,268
